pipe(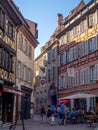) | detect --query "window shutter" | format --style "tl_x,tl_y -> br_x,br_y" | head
21,63 -> 23,79
80,69 -> 83,85
87,67 -> 90,84
94,35 -> 97,50
74,71 -> 79,86
74,46 -> 78,60
48,51 -> 51,63
58,55 -> 60,67
95,64 -> 98,80
92,37 -> 95,51
64,75 -> 66,88
89,14 -> 94,27
70,48 -> 73,61
80,43 -> 83,57
59,77 -> 61,90
85,41 -> 89,55
63,51 -> 66,64
63,76 -> 65,89
85,68 -> 88,84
